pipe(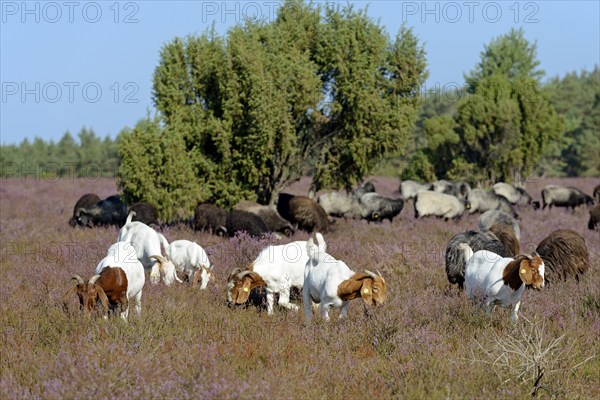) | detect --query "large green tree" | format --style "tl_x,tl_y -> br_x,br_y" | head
409,28 -> 562,184
118,0 -> 427,215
